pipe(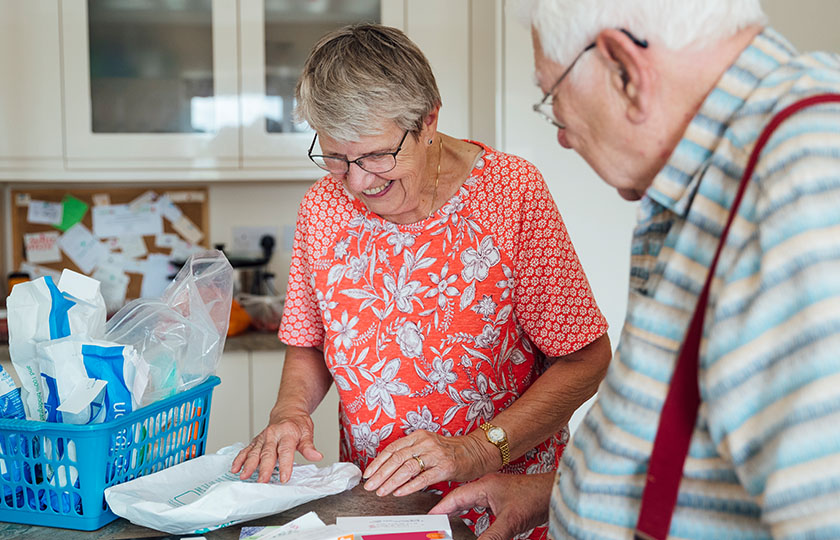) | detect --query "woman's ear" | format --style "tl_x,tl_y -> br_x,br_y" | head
595,29 -> 651,124
421,105 -> 441,141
